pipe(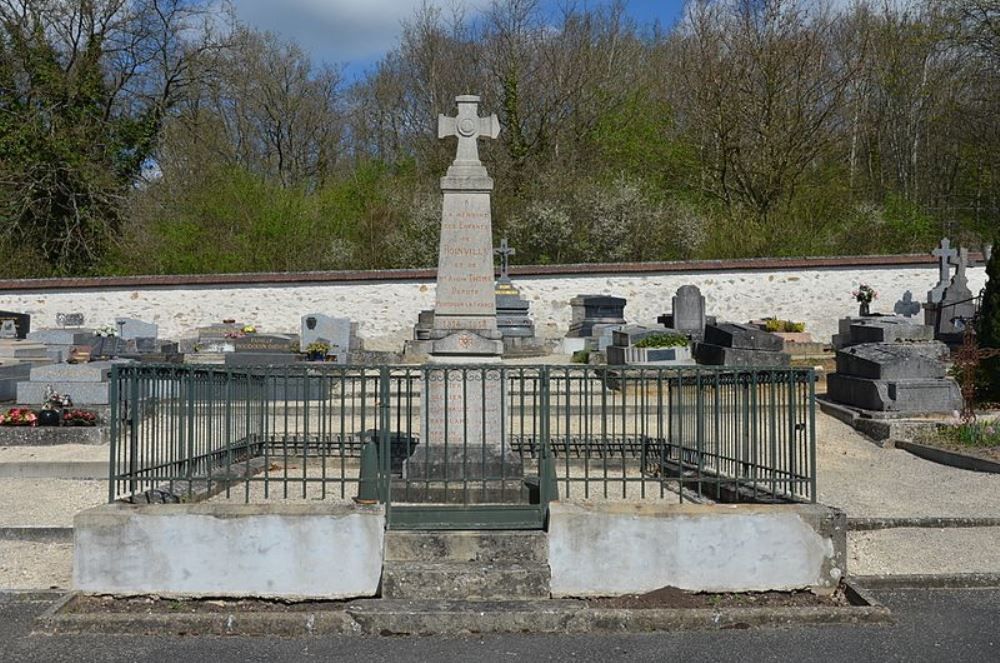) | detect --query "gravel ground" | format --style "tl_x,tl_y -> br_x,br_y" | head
0,445 -> 109,463
0,542 -> 71,589
849,527 -> 1000,575
815,413 -> 1000,519
0,479 -> 104,527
